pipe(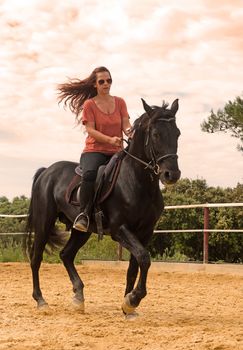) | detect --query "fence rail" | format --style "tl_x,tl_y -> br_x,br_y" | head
0,214 -> 28,218
158,203 -> 243,263
1,203 -> 243,263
